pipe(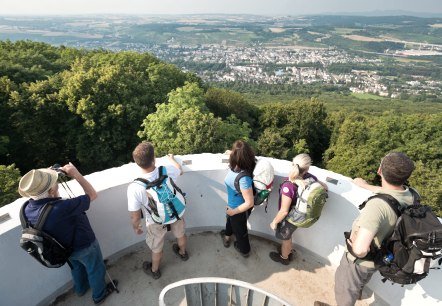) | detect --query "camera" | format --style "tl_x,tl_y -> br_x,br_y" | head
50,164 -> 67,177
